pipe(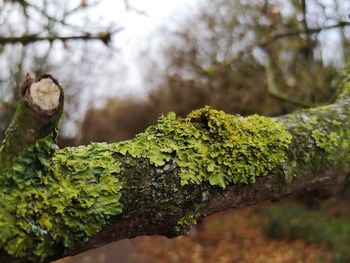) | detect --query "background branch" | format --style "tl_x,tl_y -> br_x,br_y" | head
0,29 -> 123,46
258,21 -> 350,48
